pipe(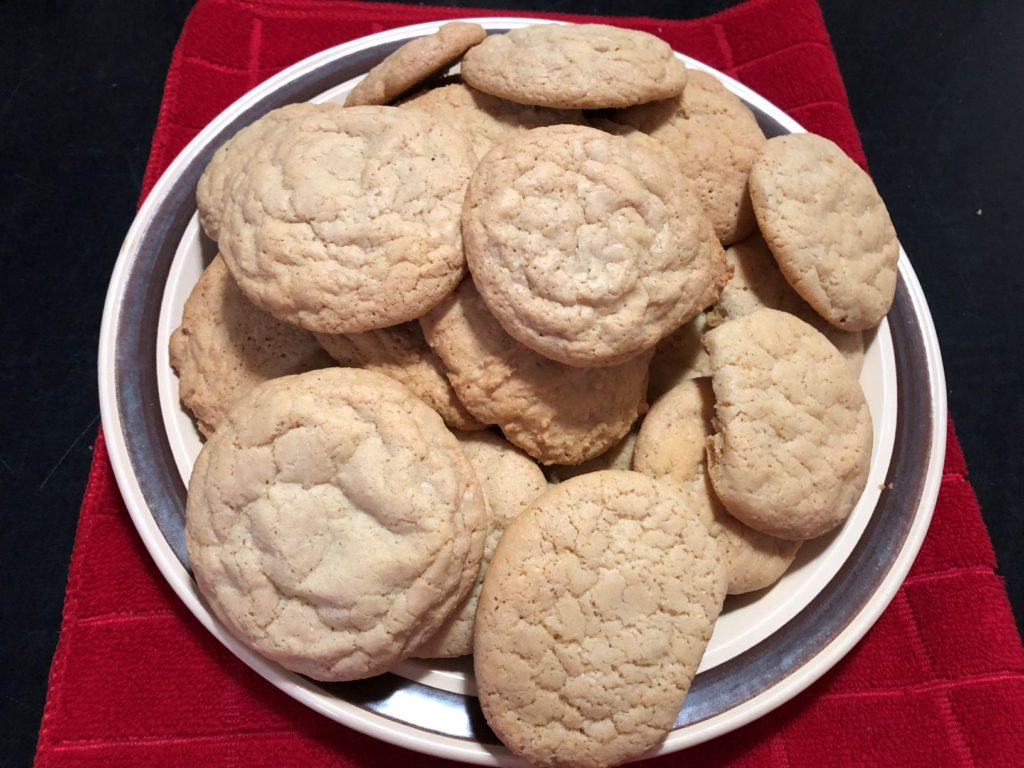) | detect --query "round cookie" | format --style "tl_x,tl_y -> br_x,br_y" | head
218,104 -> 476,333
169,255 -> 335,437
185,368 -> 488,681
474,470 -> 726,768
704,308 -> 873,540
607,70 -> 766,245
416,431 -> 547,658
343,22 -> 486,107
647,314 -> 712,402
633,378 -> 801,594
419,279 -> 651,465
314,323 -> 482,432
749,133 -> 899,330
706,235 -> 864,375
399,82 -> 584,160
196,103 -> 321,242
461,23 -> 687,109
463,124 -> 727,367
